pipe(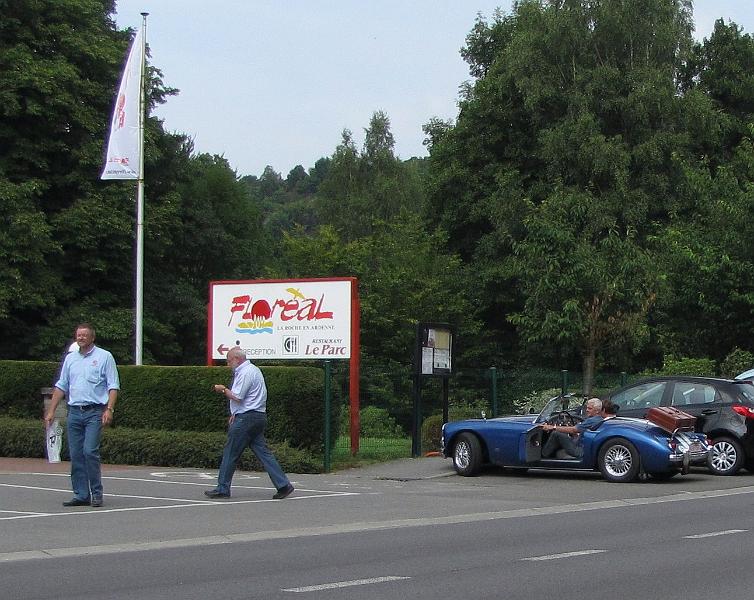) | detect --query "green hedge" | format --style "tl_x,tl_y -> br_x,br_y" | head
0,361 -> 338,453
0,417 -> 322,473
0,360 -> 58,418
